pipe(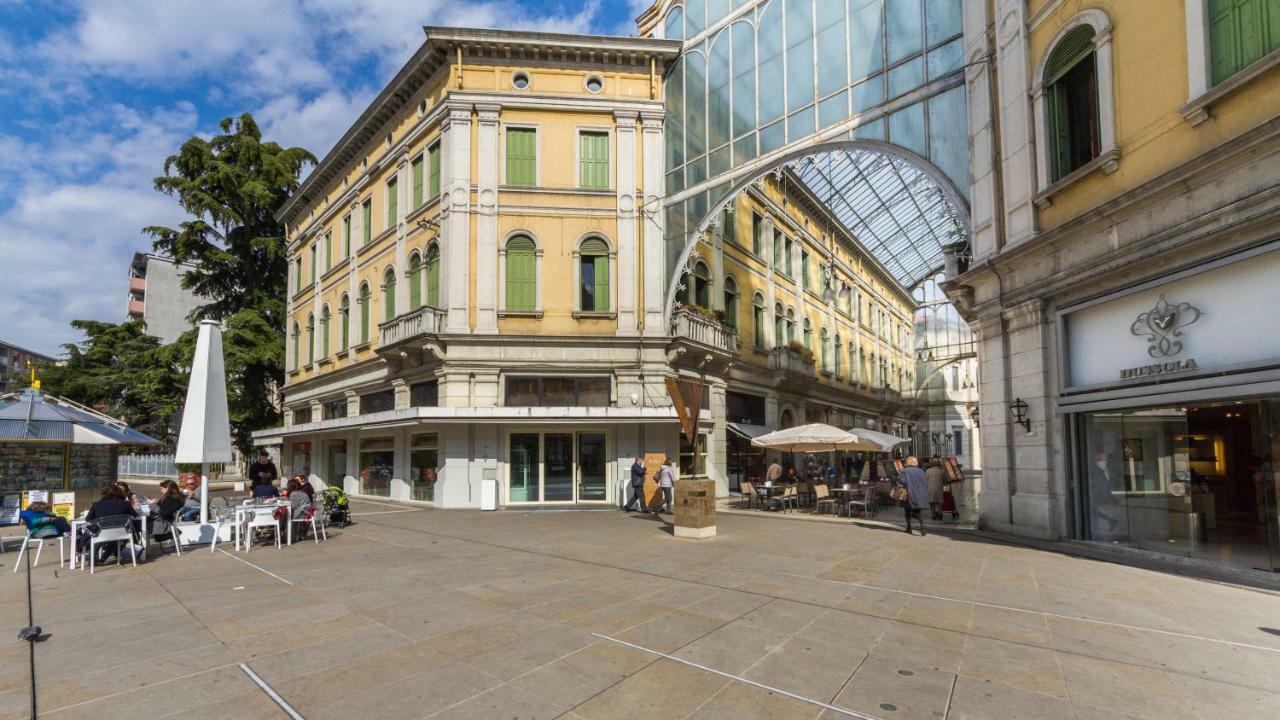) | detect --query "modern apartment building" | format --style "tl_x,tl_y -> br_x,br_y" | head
0,341 -> 55,394
127,252 -> 204,344
955,0 -> 1280,572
